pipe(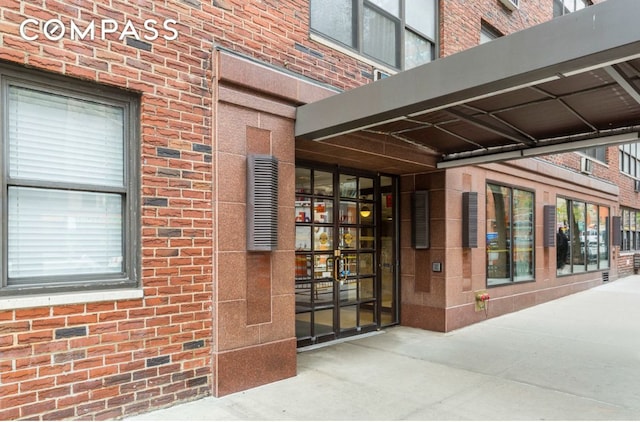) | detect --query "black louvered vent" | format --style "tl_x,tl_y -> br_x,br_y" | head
247,154 -> 279,251
611,216 -> 621,247
543,205 -> 556,247
602,272 -> 610,283
462,192 -> 478,248
412,191 -> 429,249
